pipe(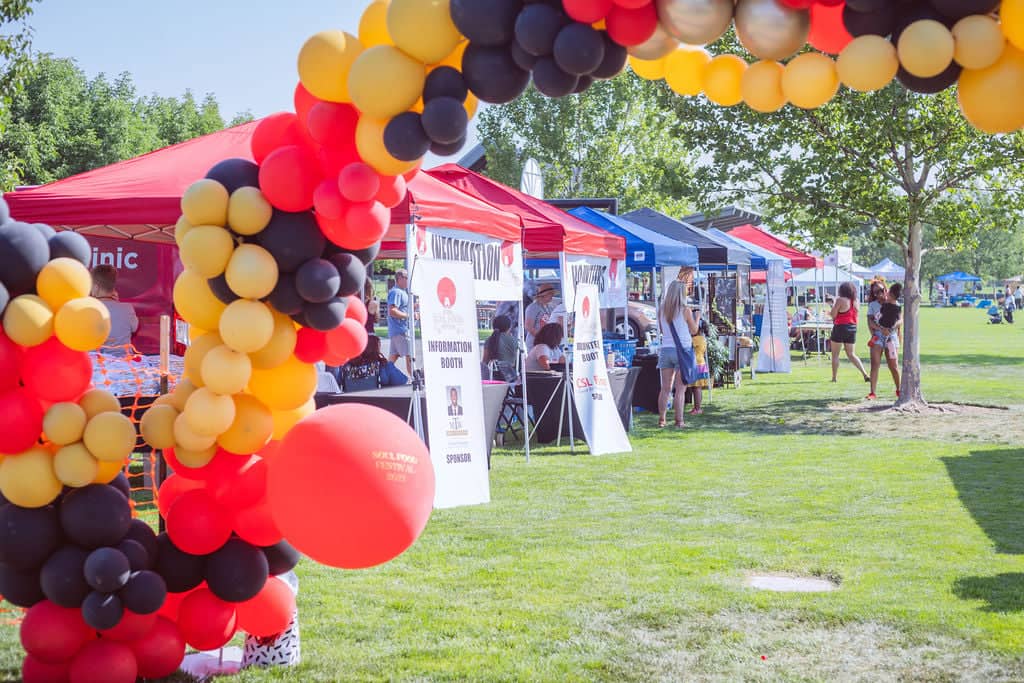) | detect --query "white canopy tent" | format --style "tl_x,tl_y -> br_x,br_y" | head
791,266 -> 863,299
